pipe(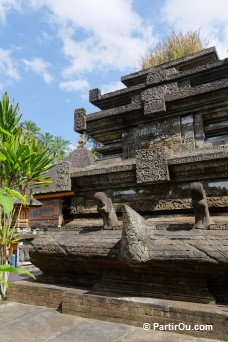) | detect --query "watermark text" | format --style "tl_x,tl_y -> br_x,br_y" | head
143,322 -> 213,332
